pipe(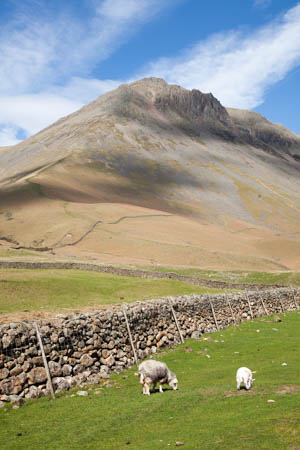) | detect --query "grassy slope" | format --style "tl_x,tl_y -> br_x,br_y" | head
1,186 -> 299,271
1,312 -> 299,449
0,269 -> 227,314
138,265 -> 300,286
1,266 -> 300,316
